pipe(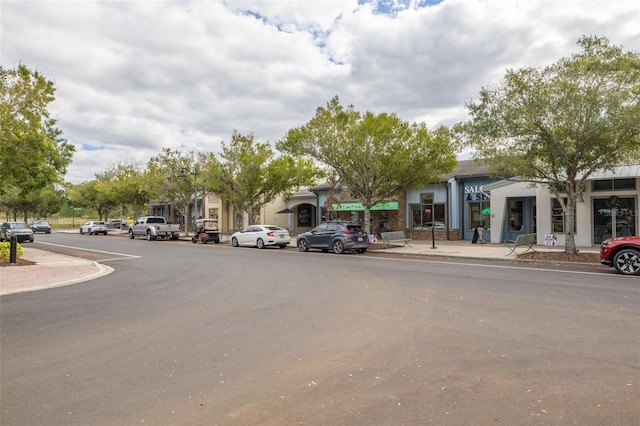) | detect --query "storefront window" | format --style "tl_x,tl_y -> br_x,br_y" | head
410,193 -> 445,229
468,201 -> 490,230
592,178 -> 636,191
593,197 -> 636,243
551,198 -> 576,233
